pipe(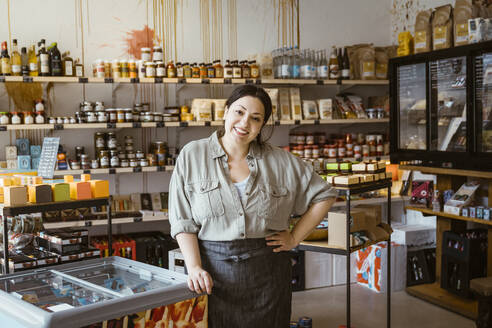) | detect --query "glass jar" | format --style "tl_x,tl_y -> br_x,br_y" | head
138,60 -> 146,79
297,132 -> 306,145
96,59 -> 105,78
0,112 -> 9,124
136,150 -> 145,159
366,108 -> 376,119
362,144 -> 370,157
306,133 -> 314,145
49,117 -> 56,124
129,59 -> 137,78
107,109 -> 117,123
167,61 -> 176,78
111,59 -> 121,79
176,62 -> 184,78
81,101 -> 93,112
81,158 -> 91,170
143,112 -> 154,122
145,62 -> 156,78
78,152 -> 88,162
156,61 -> 165,77
117,109 -> 125,123
91,159 -> 99,169
110,153 -> 120,168
118,151 -> 126,159
139,159 -> 149,167
34,99 -> 45,112
126,151 -> 136,159
154,141 -> 168,166
63,117 -> 70,124
94,102 -> 104,112
94,132 -> 106,149
69,117 -> 76,124
107,132 -> 117,149
304,145 -> 312,159
377,108 -> 385,119
124,108 -> 133,122
353,144 -> 362,161
152,46 -> 163,62
129,159 -> 139,167
120,60 -> 129,78
97,111 -> 108,123
183,63 -> 192,78
87,111 -> 97,123
57,117 -> 63,124
250,60 -> 260,78
99,151 -> 110,168
75,112 -> 85,124
141,48 -> 151,62
147,153 -> 157,166
120,159 -> 129,167
11,112 -> 21,124
327,144 -> 337,158
154,113 -> 163,122
124,135 -> 134,144
312,145 -> 320,158
125,144 -> 134,151
337,140 -> 346,158
70,161 -> 81,170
